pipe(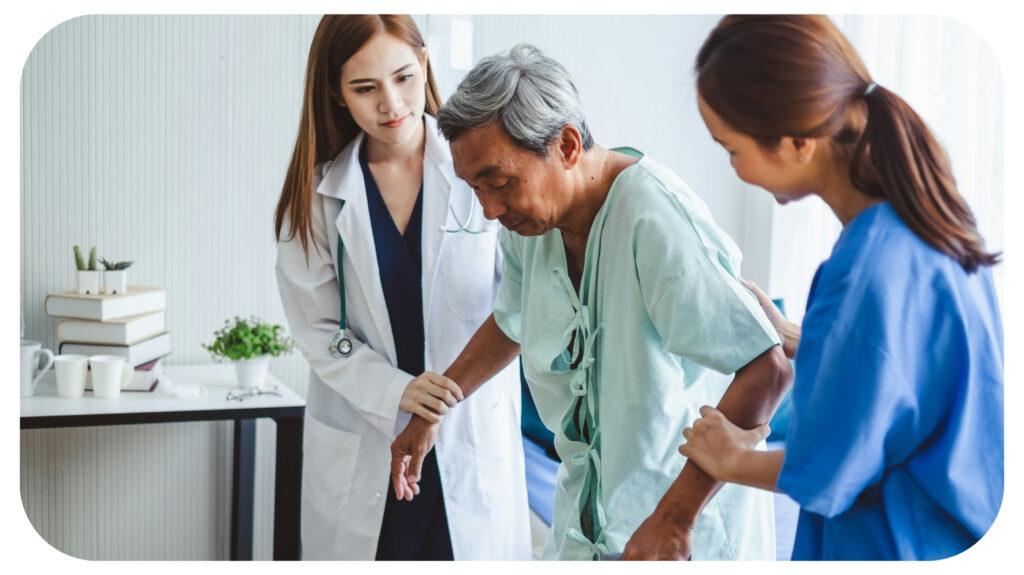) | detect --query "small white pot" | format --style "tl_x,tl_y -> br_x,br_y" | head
103,270 -> 128,294
233,355 -> 270,389
77,270 -> 102,294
